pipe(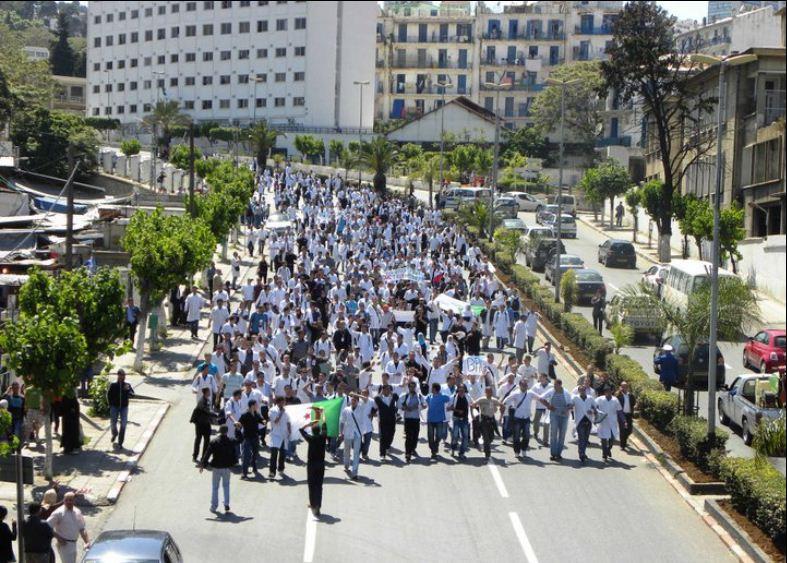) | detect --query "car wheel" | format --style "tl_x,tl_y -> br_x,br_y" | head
742,349 -> 749,369
742,418 -> 753,446
760,360 -> 768,374
718,400 -> 729,425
